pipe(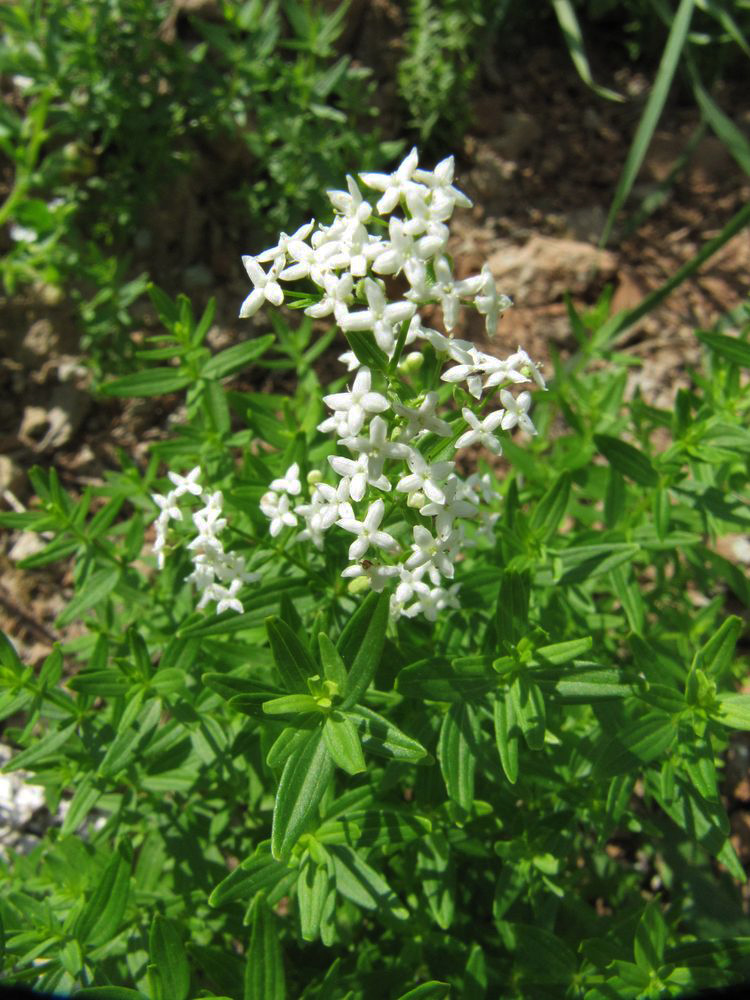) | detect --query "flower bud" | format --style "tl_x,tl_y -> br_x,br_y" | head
347,575 -> 370,595
307,469 -> 322,485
